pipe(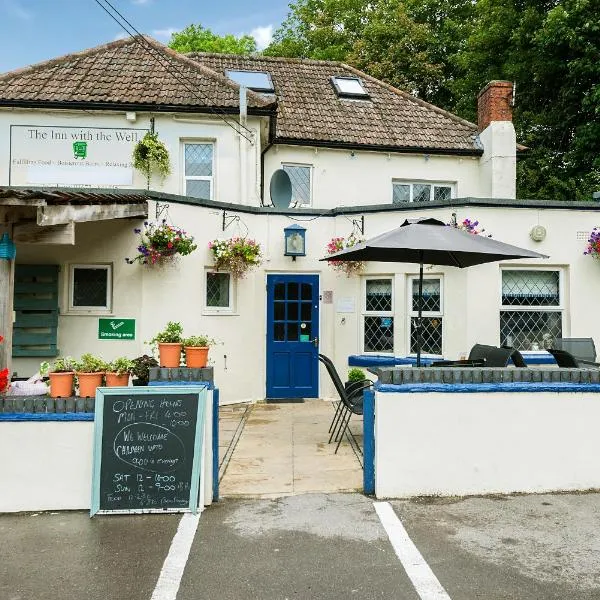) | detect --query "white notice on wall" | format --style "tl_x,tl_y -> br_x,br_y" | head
336,297 -> 356,313
10,125 -> 147,187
